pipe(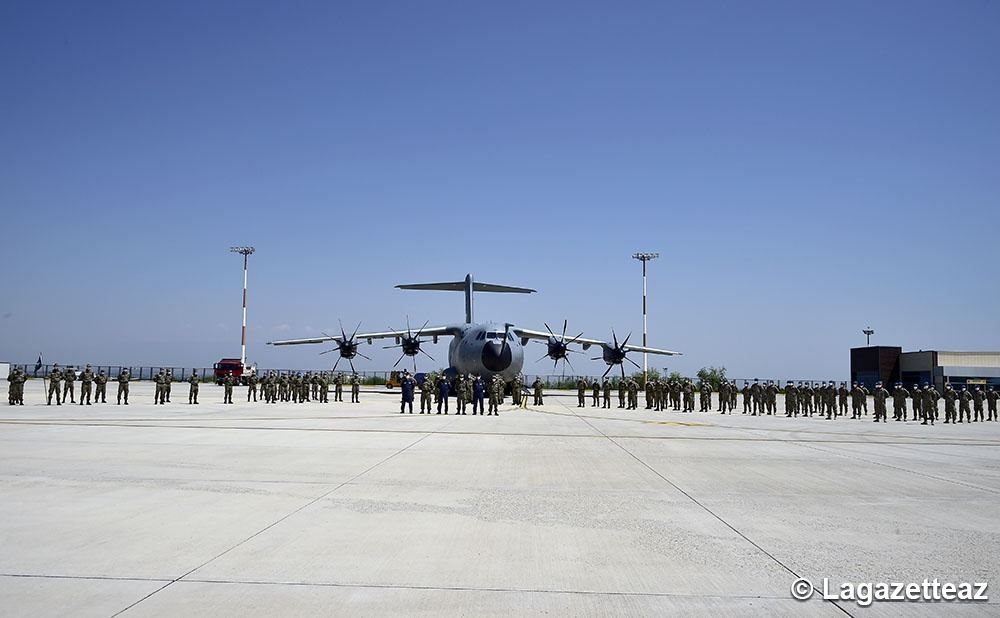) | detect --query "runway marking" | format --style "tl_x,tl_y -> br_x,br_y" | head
553,399 -> 856,617
111,416 -> 458,616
